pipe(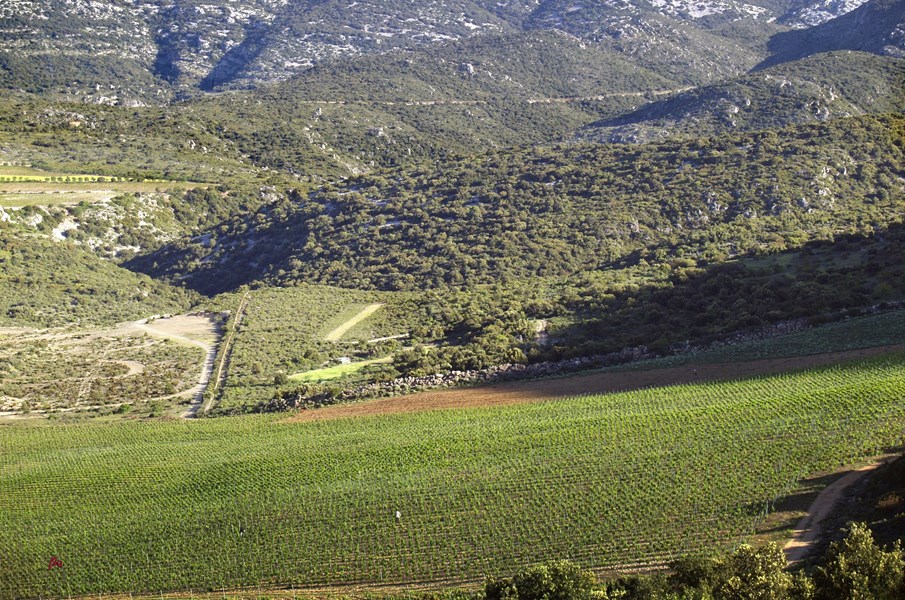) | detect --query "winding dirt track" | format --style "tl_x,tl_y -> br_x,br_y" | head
784,458 -> 892,563
286,344 -> 905,423
130,318 -> 218,418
